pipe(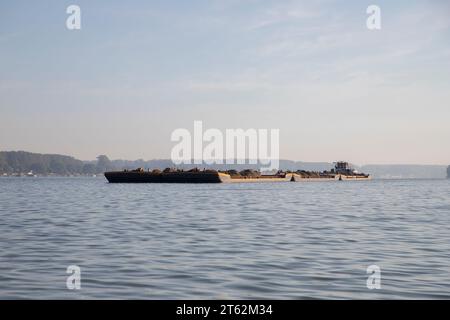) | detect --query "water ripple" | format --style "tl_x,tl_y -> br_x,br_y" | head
0,177 -> 449,299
